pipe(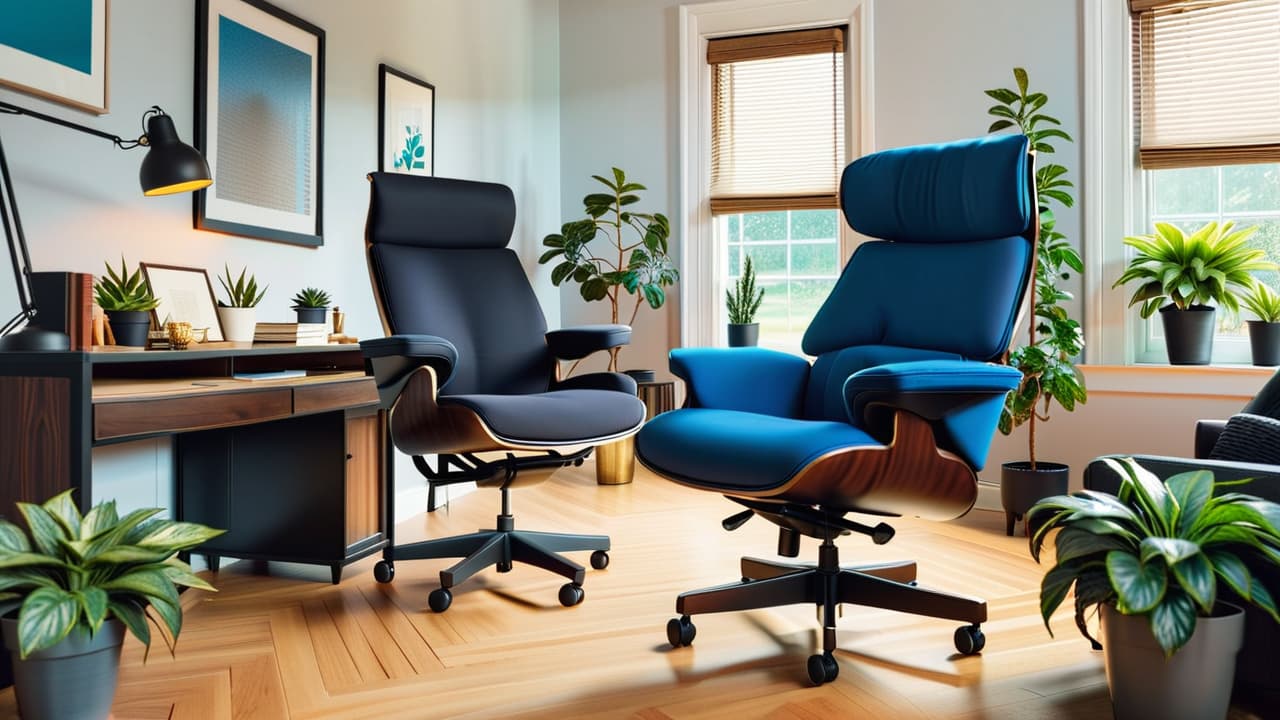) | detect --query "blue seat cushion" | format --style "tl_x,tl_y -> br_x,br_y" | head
636,408 -> 879,493
441,390 -> 645,444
